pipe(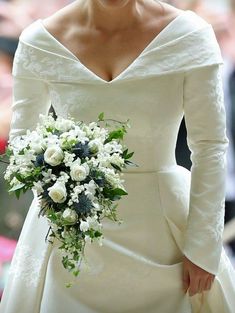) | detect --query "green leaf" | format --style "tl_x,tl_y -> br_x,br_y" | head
110,163 -> 122,171
122,148 -> 128,158
124,160 -> 139,167
5,147 -> 12,157
103,187 -> 128,200
126,151 -> 134,159
15,188 -> 22,199
15,173 -> 25,183
98,112 -> 105,121
104,128 -> 125,143
112,188 -> 128,196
